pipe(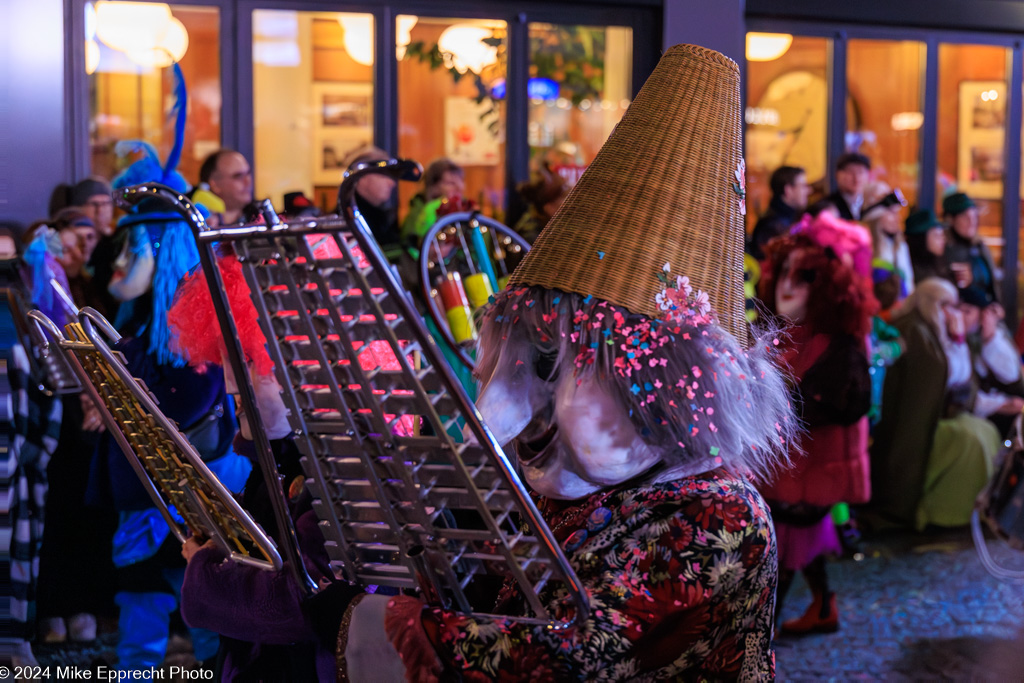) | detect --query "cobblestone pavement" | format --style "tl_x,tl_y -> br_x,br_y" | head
775,526 -> 1024,681
21,632 -> 205,682
21,527 -> 1024,682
